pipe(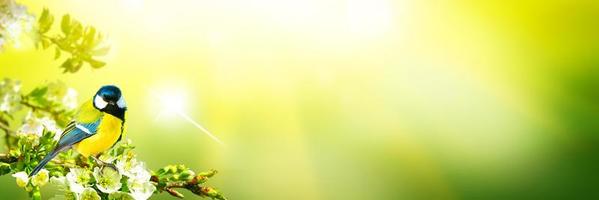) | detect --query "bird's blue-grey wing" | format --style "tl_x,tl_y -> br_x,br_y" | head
29,118 -> 101,176
56,119 -> 102,150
